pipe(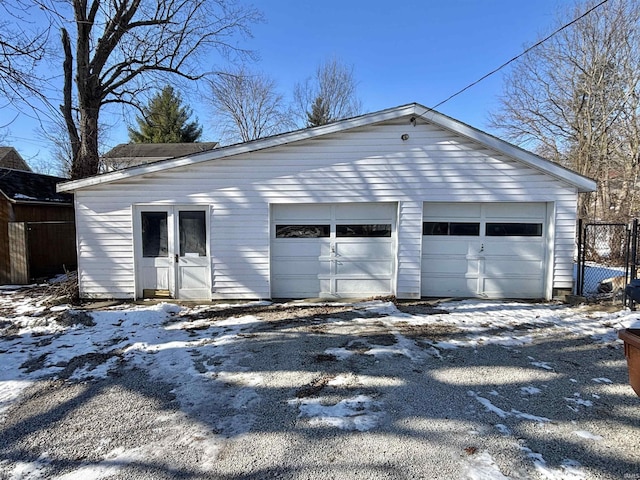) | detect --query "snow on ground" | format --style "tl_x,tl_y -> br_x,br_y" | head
1,287 -> 639,479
